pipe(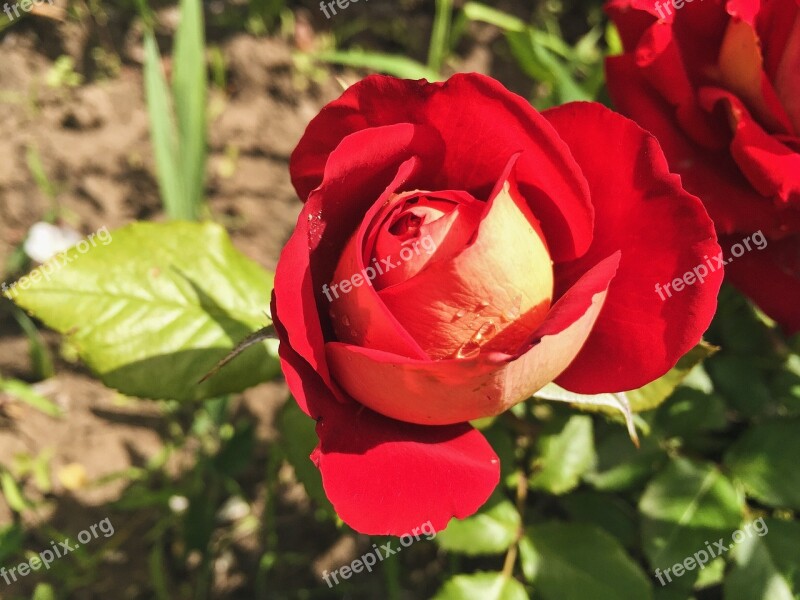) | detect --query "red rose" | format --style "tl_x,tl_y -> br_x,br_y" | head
272,73 -> 722,535
605,0 -> 800,333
